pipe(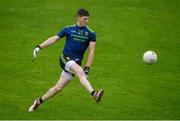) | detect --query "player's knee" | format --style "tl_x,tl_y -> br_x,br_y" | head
76,68 -> 85,77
